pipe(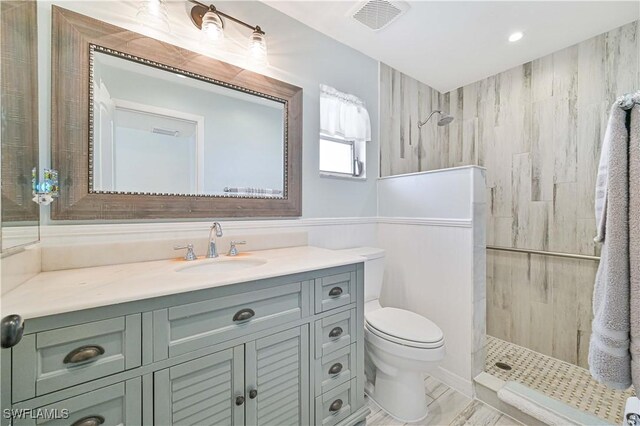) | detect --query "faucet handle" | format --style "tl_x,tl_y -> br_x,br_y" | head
228,241 -> 247,256
174,244 -> 197,261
